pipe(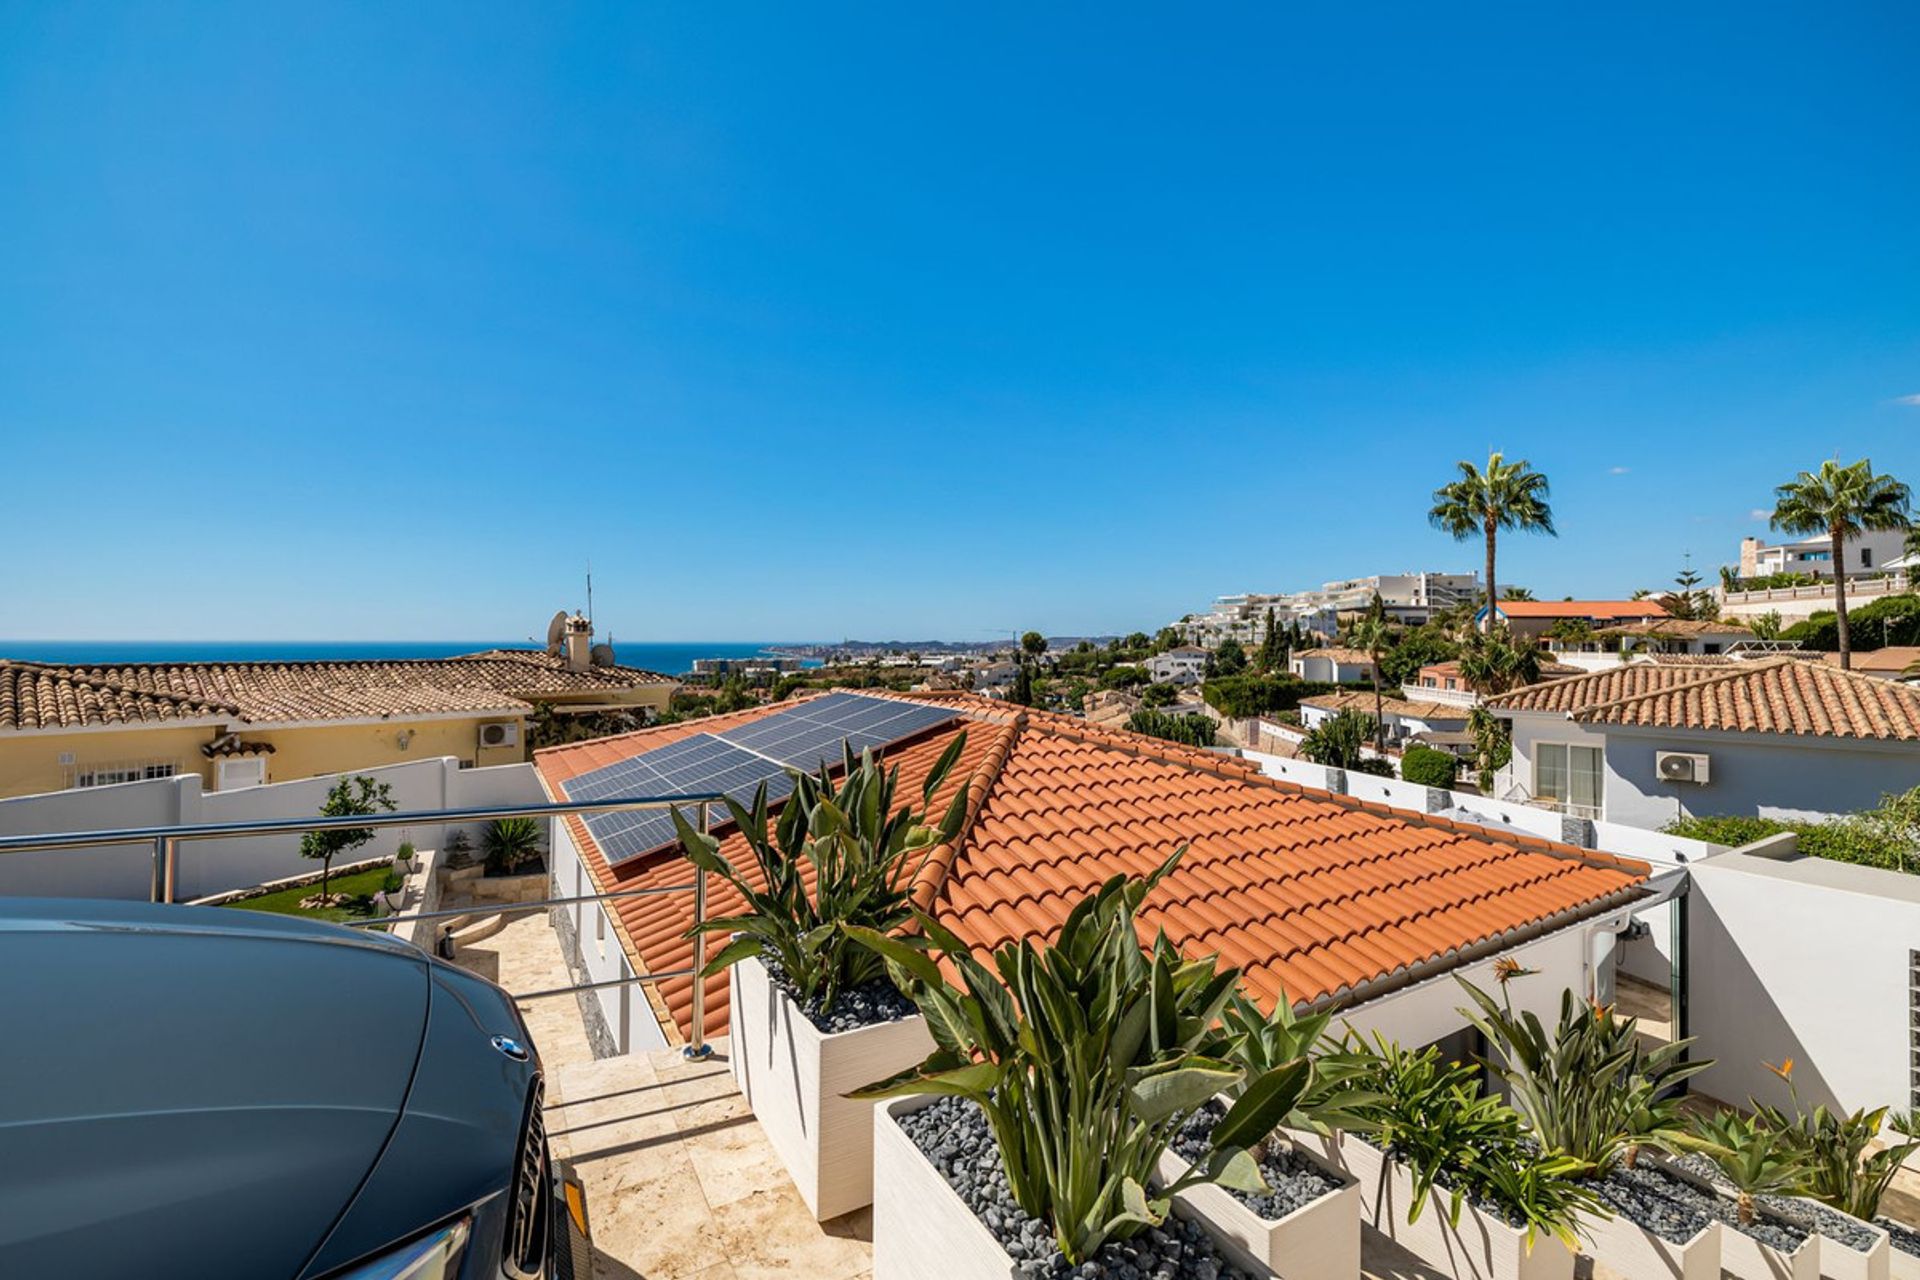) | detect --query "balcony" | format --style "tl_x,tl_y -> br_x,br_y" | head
1398,682 -> 1480,709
